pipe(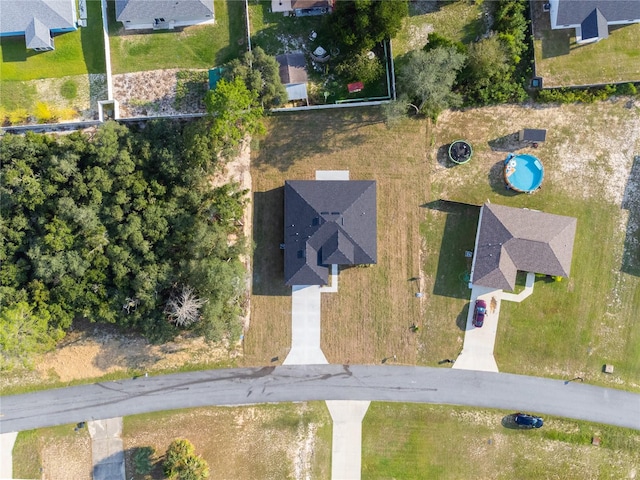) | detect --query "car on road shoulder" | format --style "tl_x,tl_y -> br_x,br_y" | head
514,413 -> 544,428
473,299 -> 487,327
